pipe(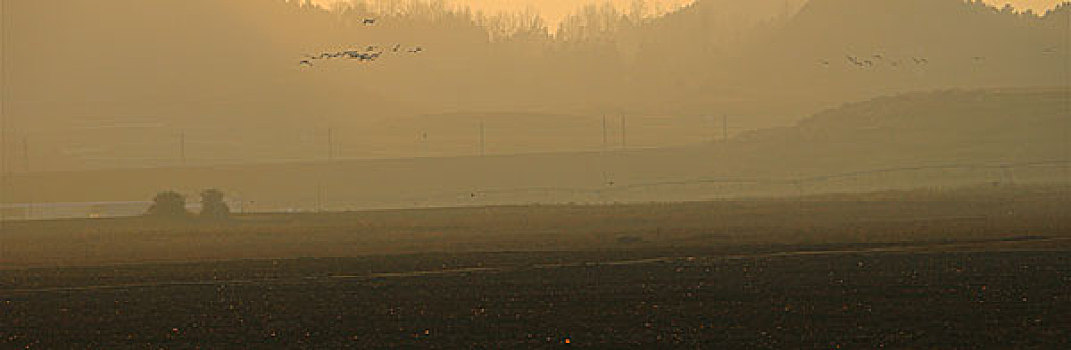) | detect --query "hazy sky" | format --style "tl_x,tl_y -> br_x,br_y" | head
313,0 -> 1066,24
5,0 -> 1065,174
